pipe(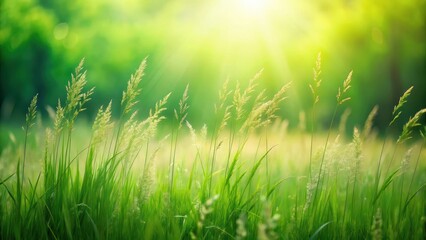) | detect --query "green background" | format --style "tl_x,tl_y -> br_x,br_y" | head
1,0 -> 425,131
